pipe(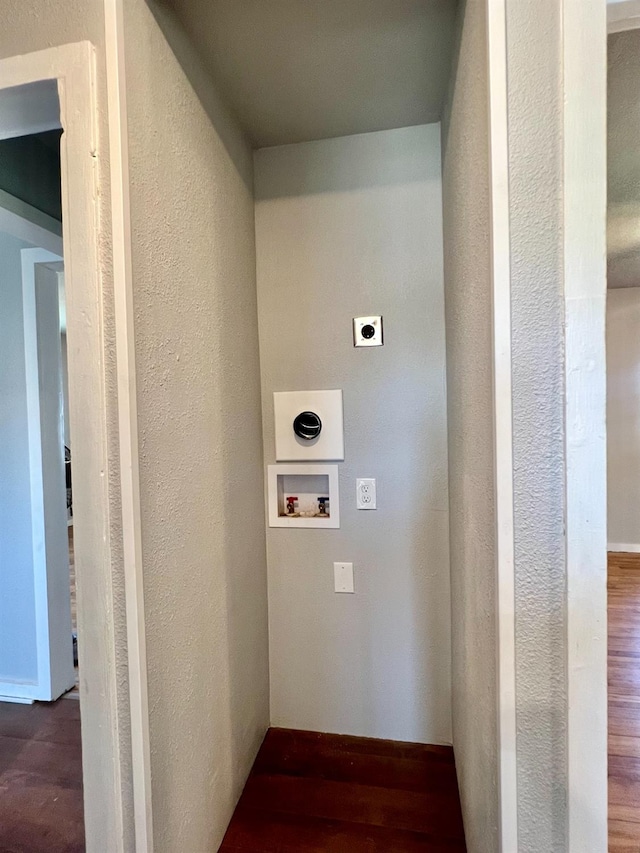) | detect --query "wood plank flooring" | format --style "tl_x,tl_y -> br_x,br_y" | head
8,552 -> 635,852
221,728 -> 466,852
0,698 -> 84,853
610,551 -> 640,851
